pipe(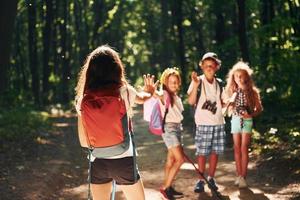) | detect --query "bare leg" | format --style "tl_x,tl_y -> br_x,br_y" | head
119,179 -> 145,200
91,182 -> 112,200
233,134 -> 242,176
197,155 -> 206,180
163,145 -> 184,189
164,150 -> 175,185
208,152 -> 218,177
241,133 -> 251,177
